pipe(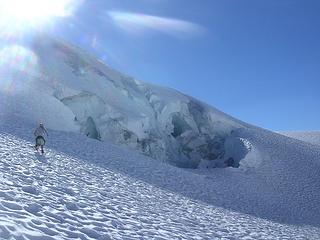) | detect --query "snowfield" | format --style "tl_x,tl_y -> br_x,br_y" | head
0,117 -> 319,239
0,33 -> 319,239
281,131 -> 320,146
